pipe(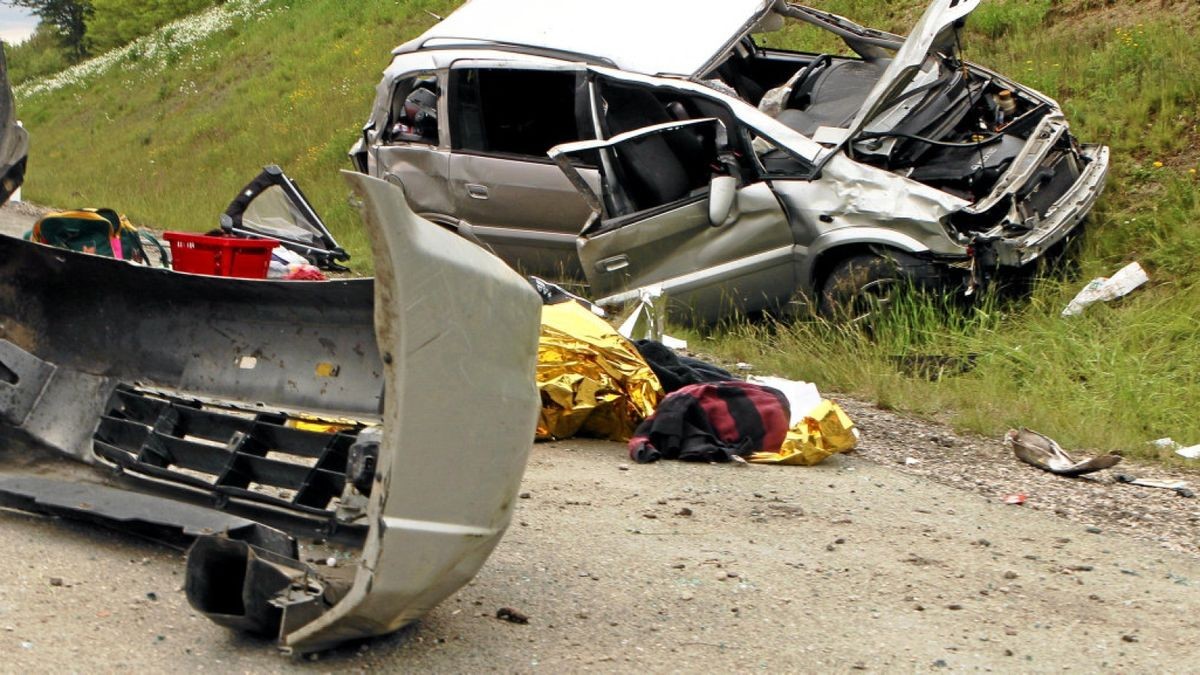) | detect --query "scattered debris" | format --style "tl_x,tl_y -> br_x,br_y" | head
616,285 -> 686,350
1006,428 -> 1121,477
221,165 -> 350,271
1003,494 -> 1027,506
1115,475 -> 1195,498
1151,438 -> 1200,460
1062,262 -> 1149,317
747,376 -> 821,426
496,607 -> 530,625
